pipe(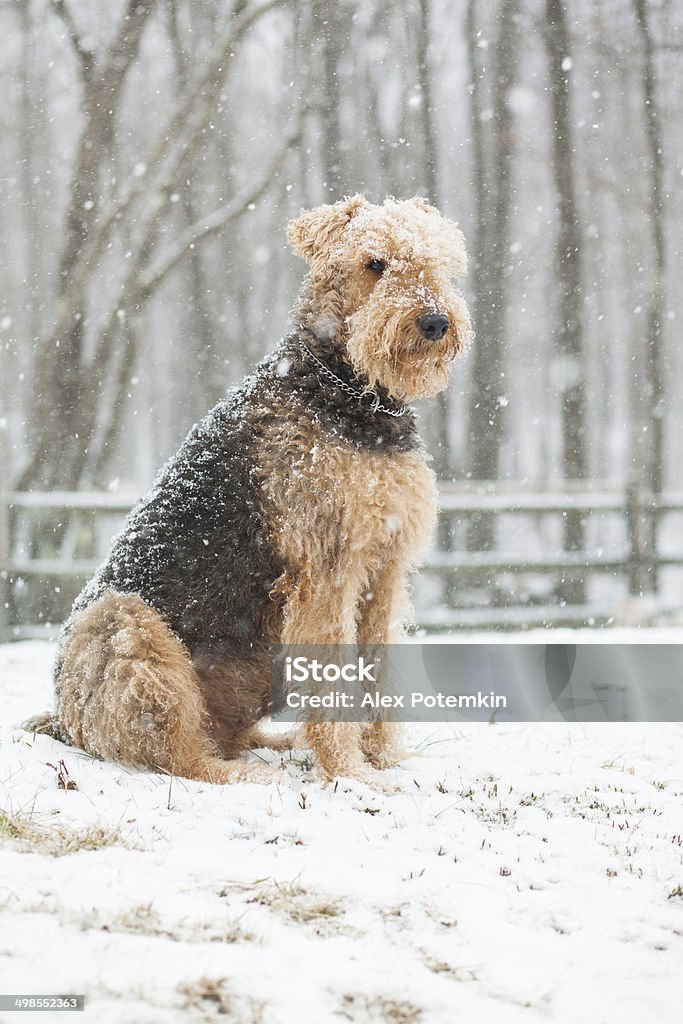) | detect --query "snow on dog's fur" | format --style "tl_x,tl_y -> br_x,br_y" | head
26,196 -> 471,787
